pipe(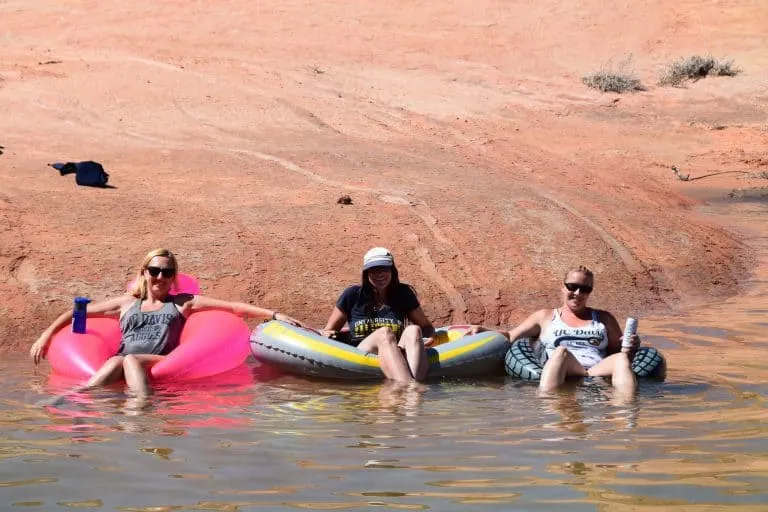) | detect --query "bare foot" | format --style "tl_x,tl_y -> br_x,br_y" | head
35,385 -> 90,408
